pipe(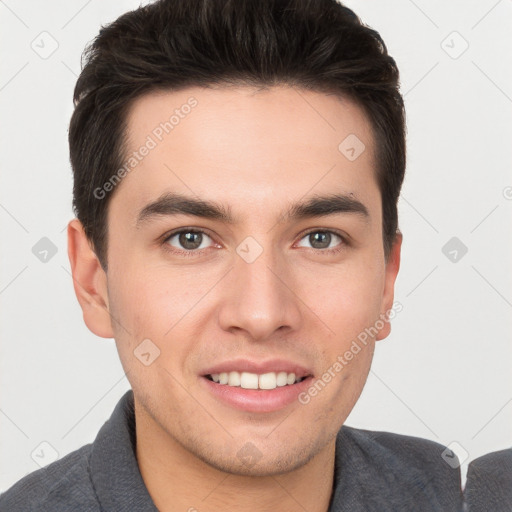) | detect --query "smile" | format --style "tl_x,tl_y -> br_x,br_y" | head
206,371 -> 307,390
